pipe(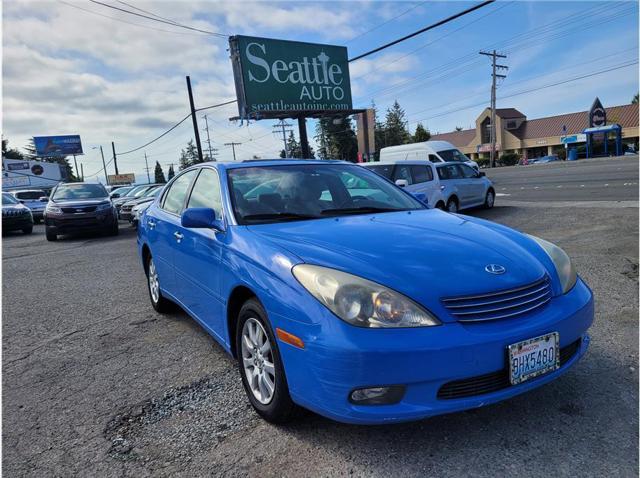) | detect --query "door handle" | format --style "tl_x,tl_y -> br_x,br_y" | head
174,231 -> 184,243
148,219 -> 156,229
